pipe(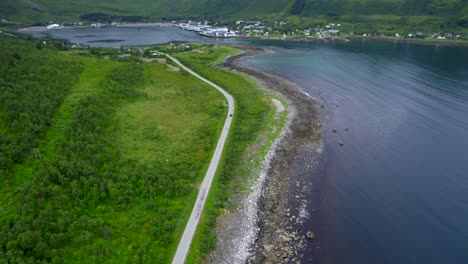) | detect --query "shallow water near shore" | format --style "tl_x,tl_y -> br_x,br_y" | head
21,26 -> 468,263
243,41 -> 468,263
